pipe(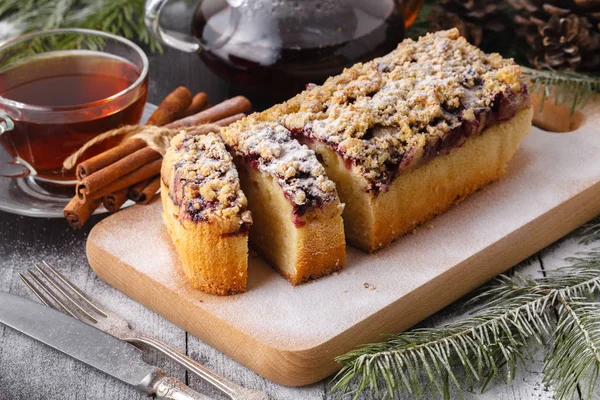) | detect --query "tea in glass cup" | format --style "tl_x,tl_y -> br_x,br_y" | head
0,29 -> 149,187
